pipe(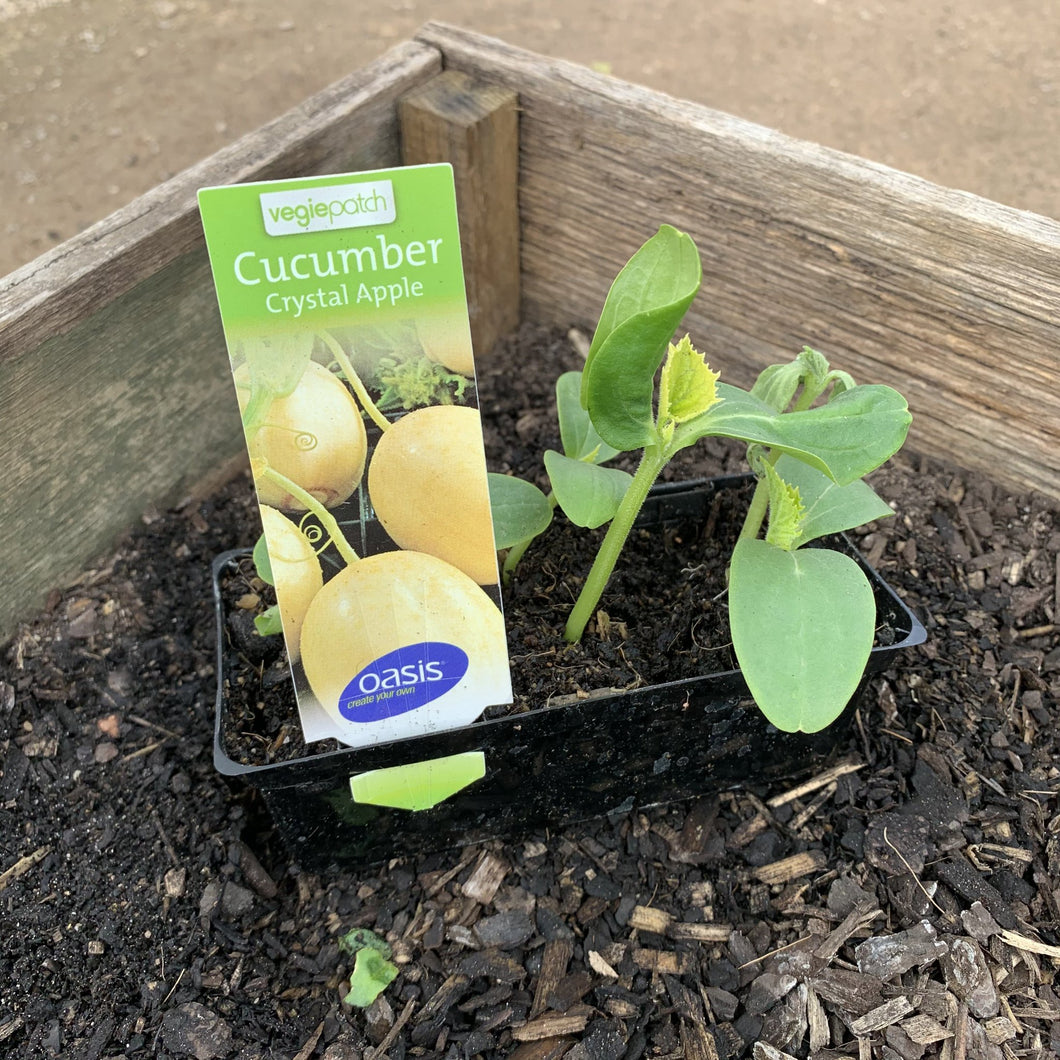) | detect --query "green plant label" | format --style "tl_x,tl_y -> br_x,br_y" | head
199,165 -> 512,750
